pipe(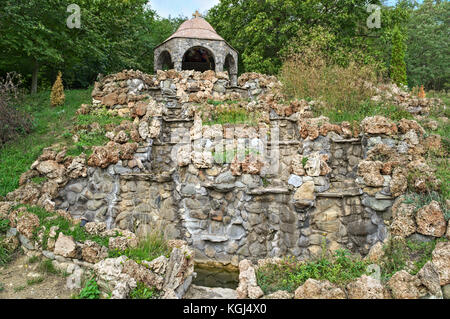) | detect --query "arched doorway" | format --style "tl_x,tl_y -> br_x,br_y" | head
224,54 -> 236,76
182,47 -> 215,72
156,51 -> 174,70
